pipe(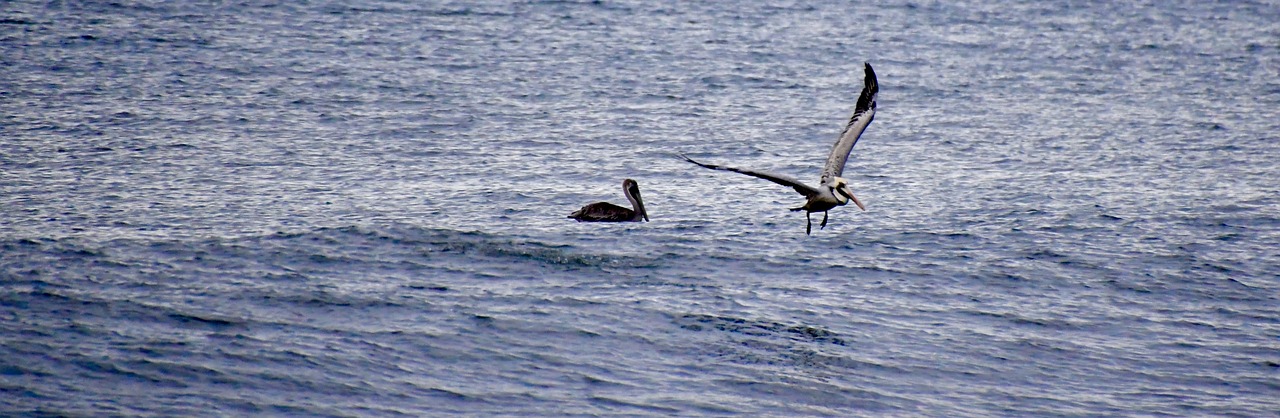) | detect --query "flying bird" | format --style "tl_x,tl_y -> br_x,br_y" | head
681,62 -> 878,234
568,179 -> 649,222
